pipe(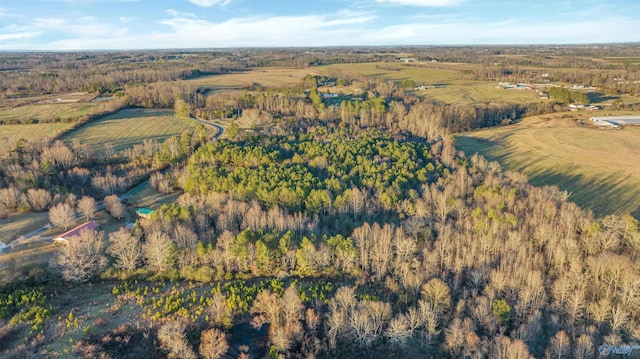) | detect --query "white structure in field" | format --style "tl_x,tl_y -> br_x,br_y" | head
589,116 -> 640,128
